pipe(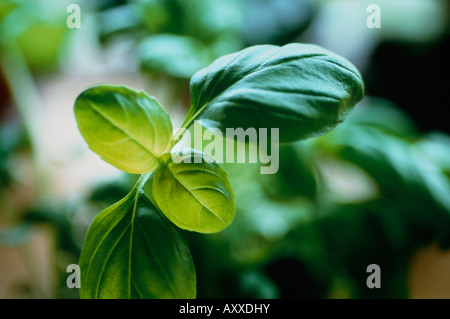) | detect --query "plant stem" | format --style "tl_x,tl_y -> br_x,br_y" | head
173,105 -> 198,145
134,172 -> 158,207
